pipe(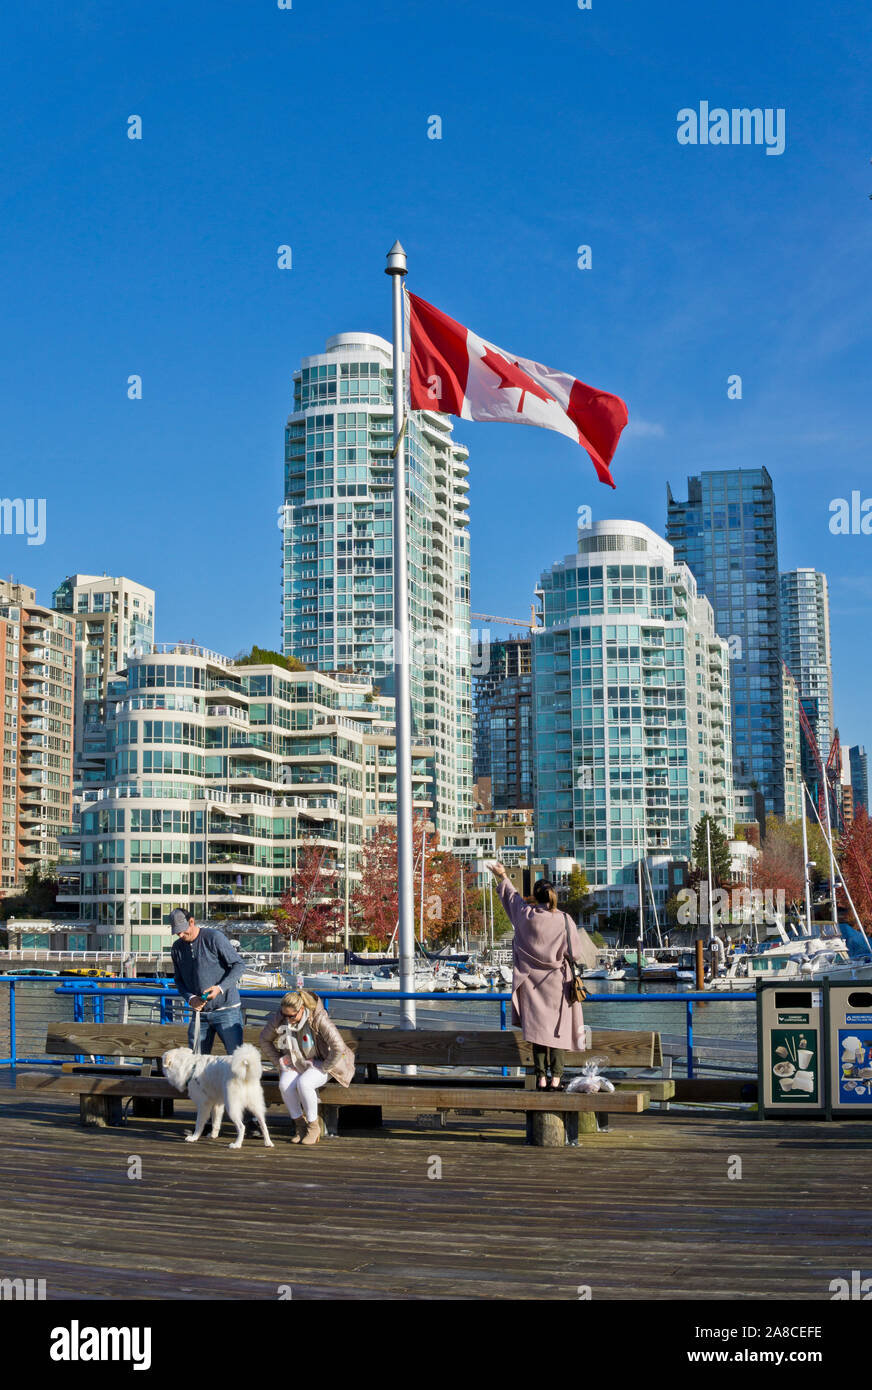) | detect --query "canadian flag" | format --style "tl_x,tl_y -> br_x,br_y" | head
405,290 -> 628,488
